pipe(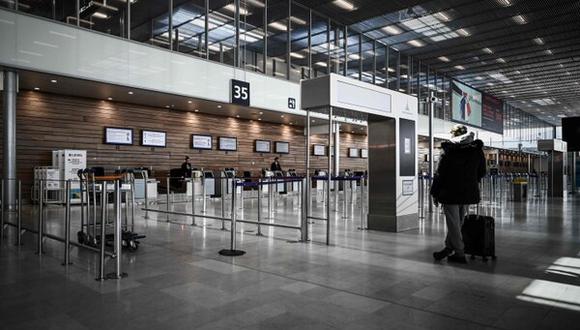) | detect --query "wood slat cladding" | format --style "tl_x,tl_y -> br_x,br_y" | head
0,91 -> 368,193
